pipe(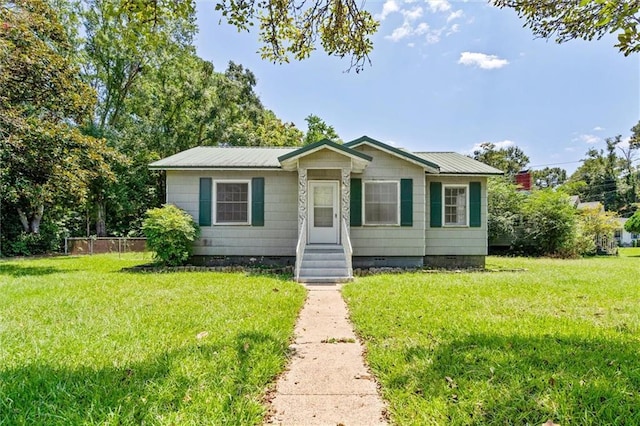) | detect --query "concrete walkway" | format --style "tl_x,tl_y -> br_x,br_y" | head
266,285 -> 387,425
